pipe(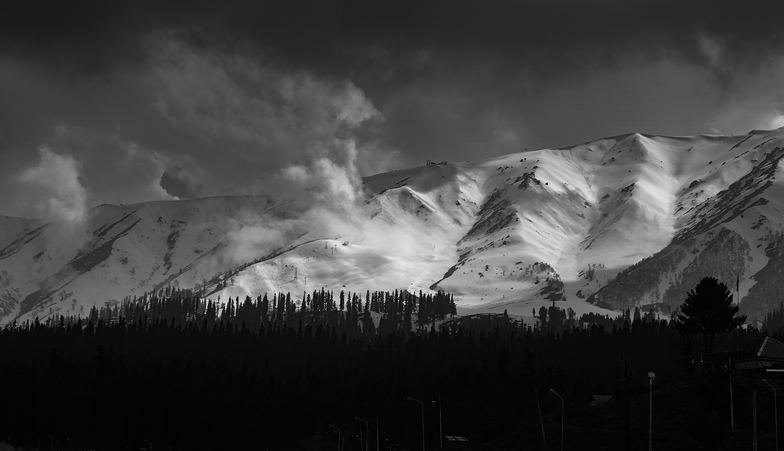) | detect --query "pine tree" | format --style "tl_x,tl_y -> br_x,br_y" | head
673,276 -> 746,353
